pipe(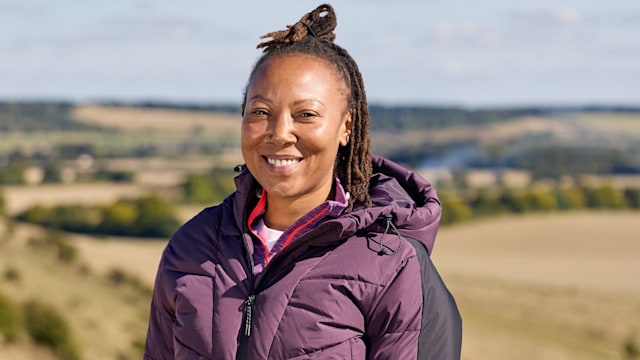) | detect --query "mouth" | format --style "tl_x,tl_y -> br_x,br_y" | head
265,157 -> 301,167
